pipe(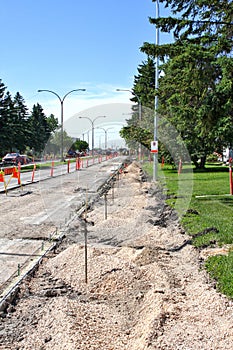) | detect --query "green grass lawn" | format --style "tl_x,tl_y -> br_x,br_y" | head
143,161 -> 233,299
